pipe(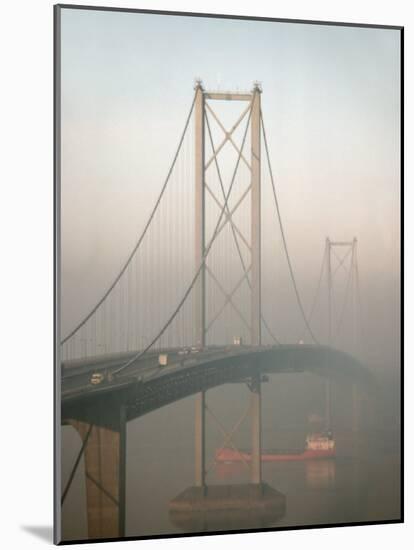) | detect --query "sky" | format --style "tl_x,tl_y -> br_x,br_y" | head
60,8 -> 401,369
